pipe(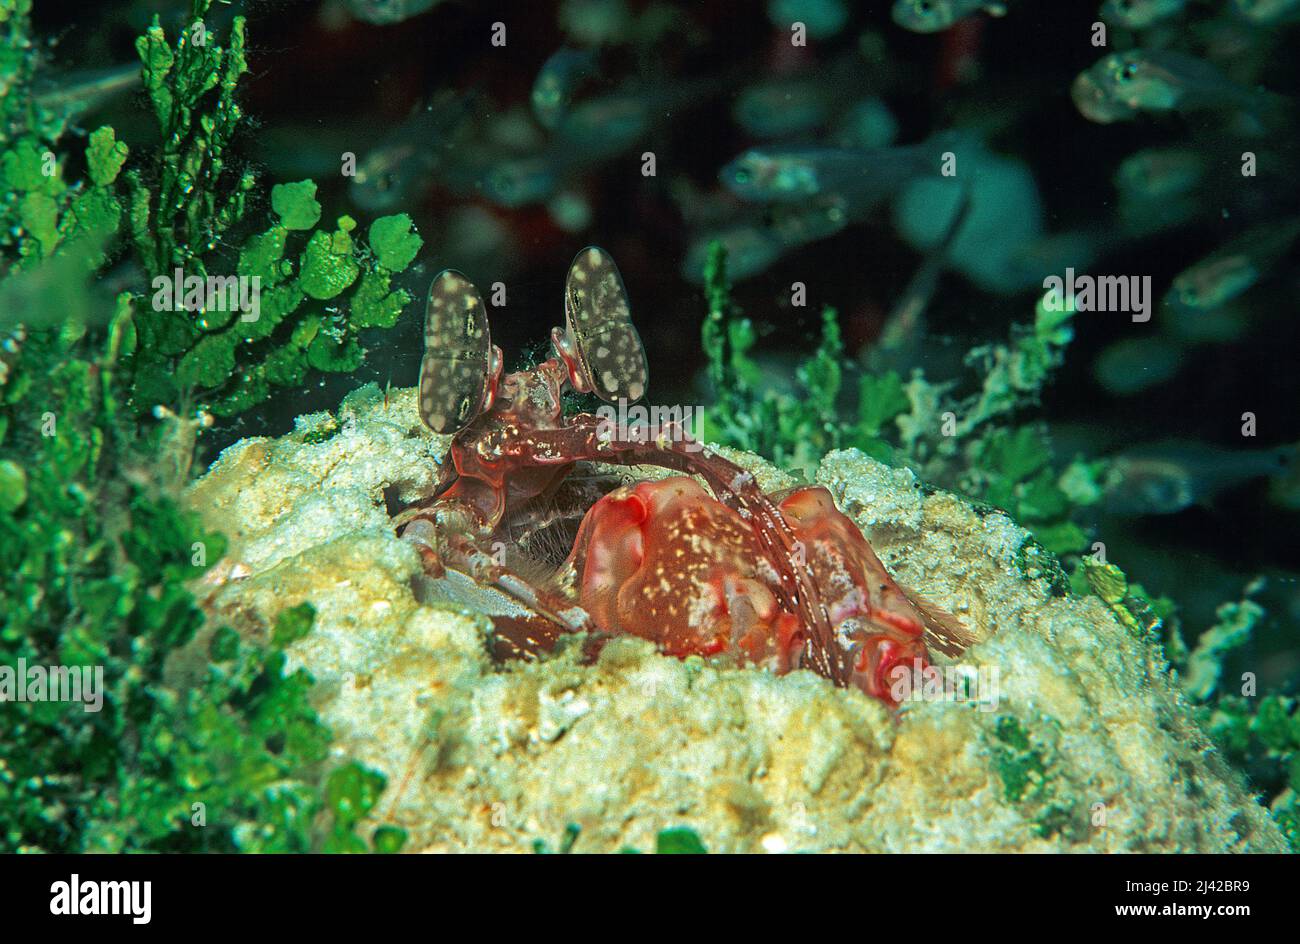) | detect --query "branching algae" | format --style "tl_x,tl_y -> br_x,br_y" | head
0,0 -> 406,852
